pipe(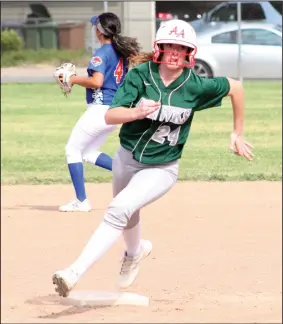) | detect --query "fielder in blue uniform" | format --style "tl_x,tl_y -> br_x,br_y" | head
59,12 -> 140,212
